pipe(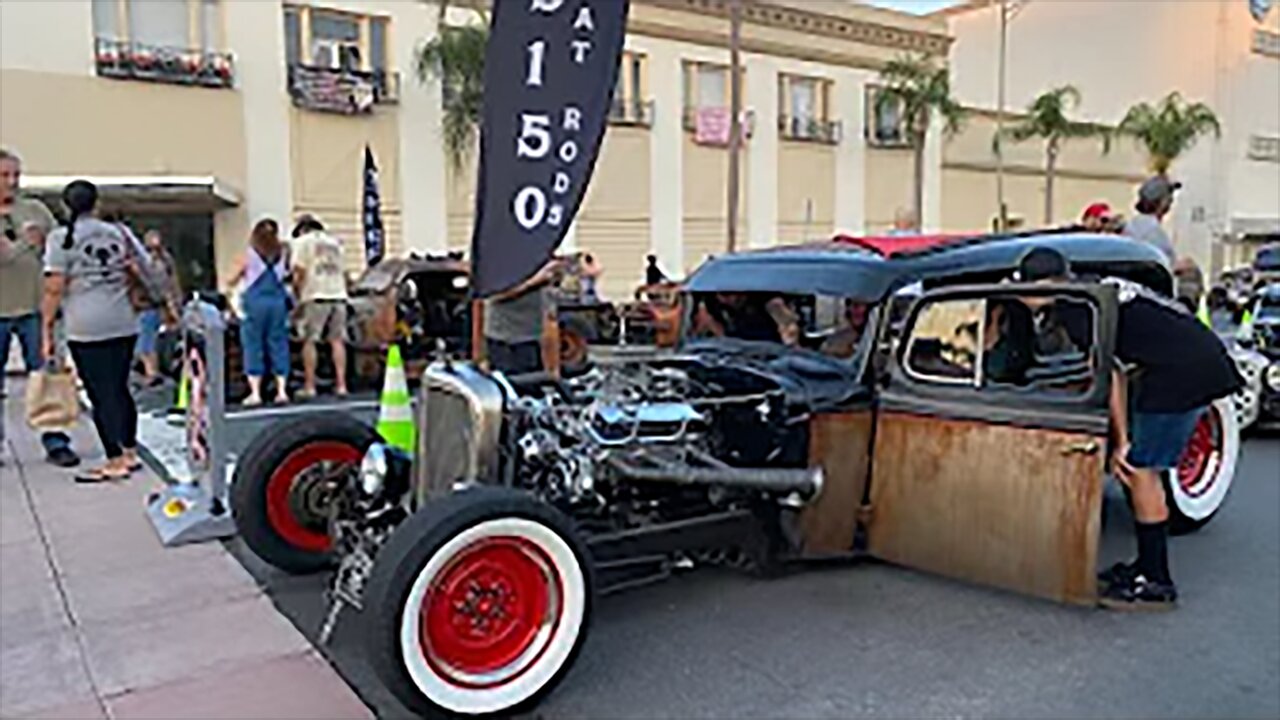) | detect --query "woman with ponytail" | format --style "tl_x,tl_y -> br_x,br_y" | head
42,180 -> 152,482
